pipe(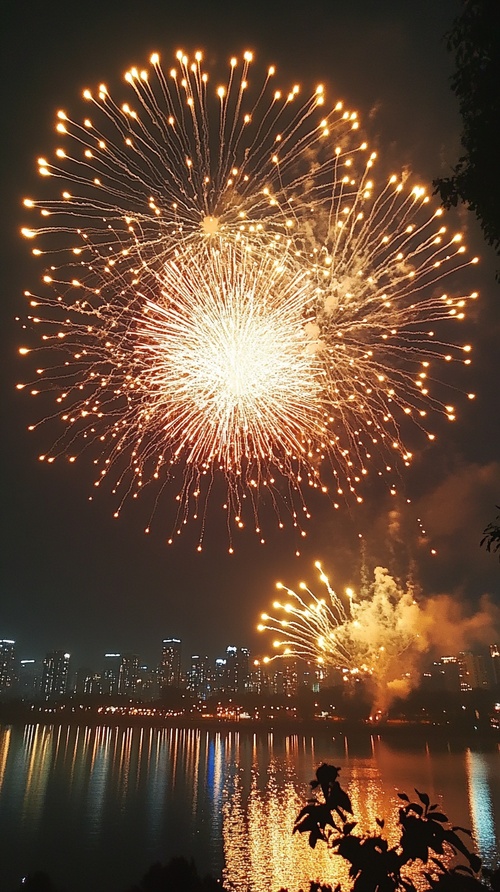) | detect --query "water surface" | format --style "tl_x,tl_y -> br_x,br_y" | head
0,723 -> 498,891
